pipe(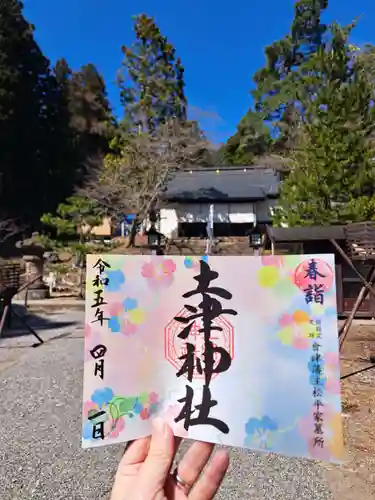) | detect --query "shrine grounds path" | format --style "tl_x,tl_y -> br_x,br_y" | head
0,309 -> 335,500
